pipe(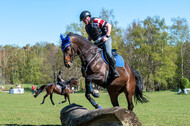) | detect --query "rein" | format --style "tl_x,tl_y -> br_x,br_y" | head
71,43 -> 99,77
82,48 -> 99,77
